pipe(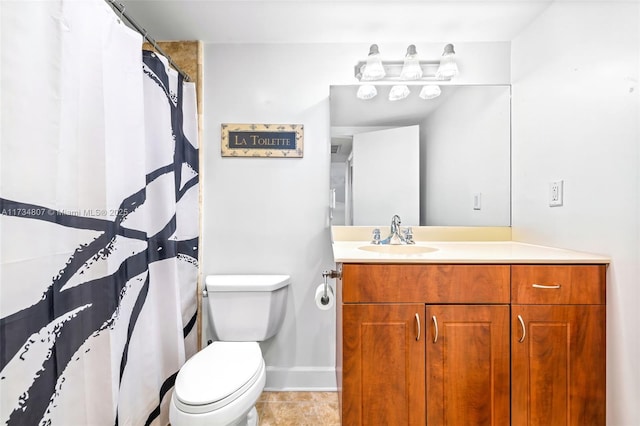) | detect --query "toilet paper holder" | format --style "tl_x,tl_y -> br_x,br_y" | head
321,269 -> 341,305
